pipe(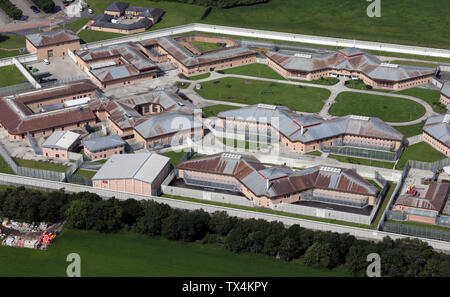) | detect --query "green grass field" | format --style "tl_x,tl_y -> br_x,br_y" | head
55,18 -> 92,33
389,60 -> 439,68
392,121 -> 425,137
328,154 -> 395,169
0,34 -> 26,49
186,73 -> 211,80
395,142 -> 447,170
298,77 -> 340,86
190,41 -> 223,52
344,80 -> 372,91
174,81 -> 190,89
161,151 -> 188,165
0,155 -> 14,175
74,169 -> 96,179
0,229 -> 351,276
196,77 -> 329,113
202,0 -> 448,49
305,151 -> 322,156
395,88 -> 445,114
77,30 -> 126,44
12,158 -> 69,172
329,92 -> 426,123
219,137 -> 270,149
202,104 -> 239,117
0,65 -> 27,87
221,63 -> 286,80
